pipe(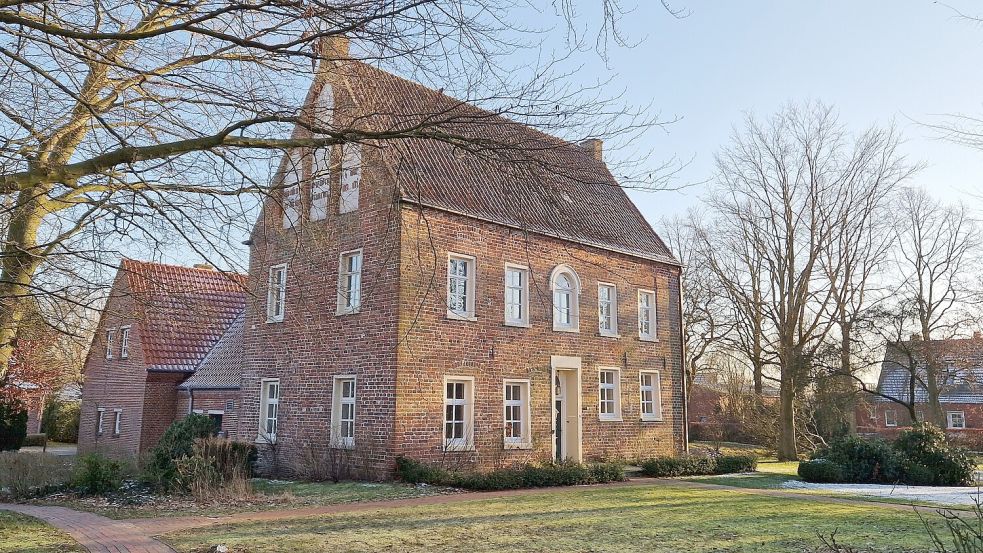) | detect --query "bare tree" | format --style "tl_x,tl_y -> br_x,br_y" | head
0,0 -> 679,382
